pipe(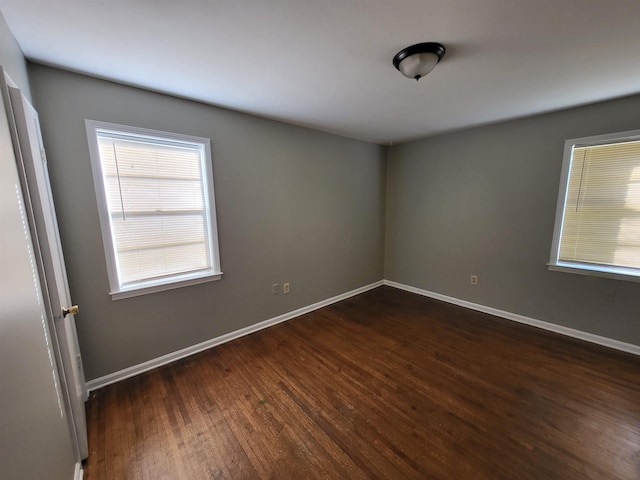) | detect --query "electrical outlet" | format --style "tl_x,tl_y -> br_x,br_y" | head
470,275 -> 478,285
283,282 -> 291,294
272,283 -> 279,295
